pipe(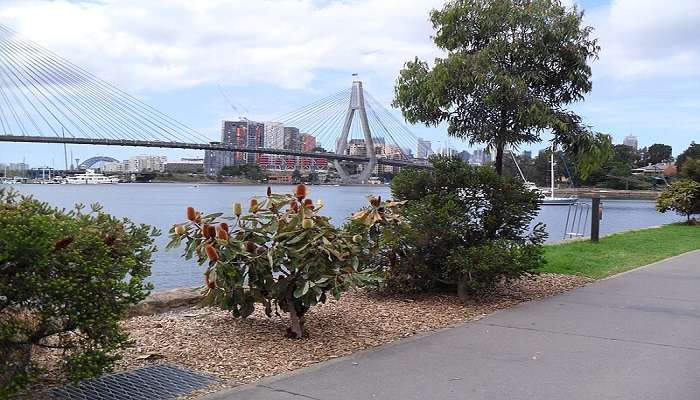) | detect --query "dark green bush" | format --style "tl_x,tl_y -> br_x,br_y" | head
382,156 -> 546,296
0,190 -> 157,398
